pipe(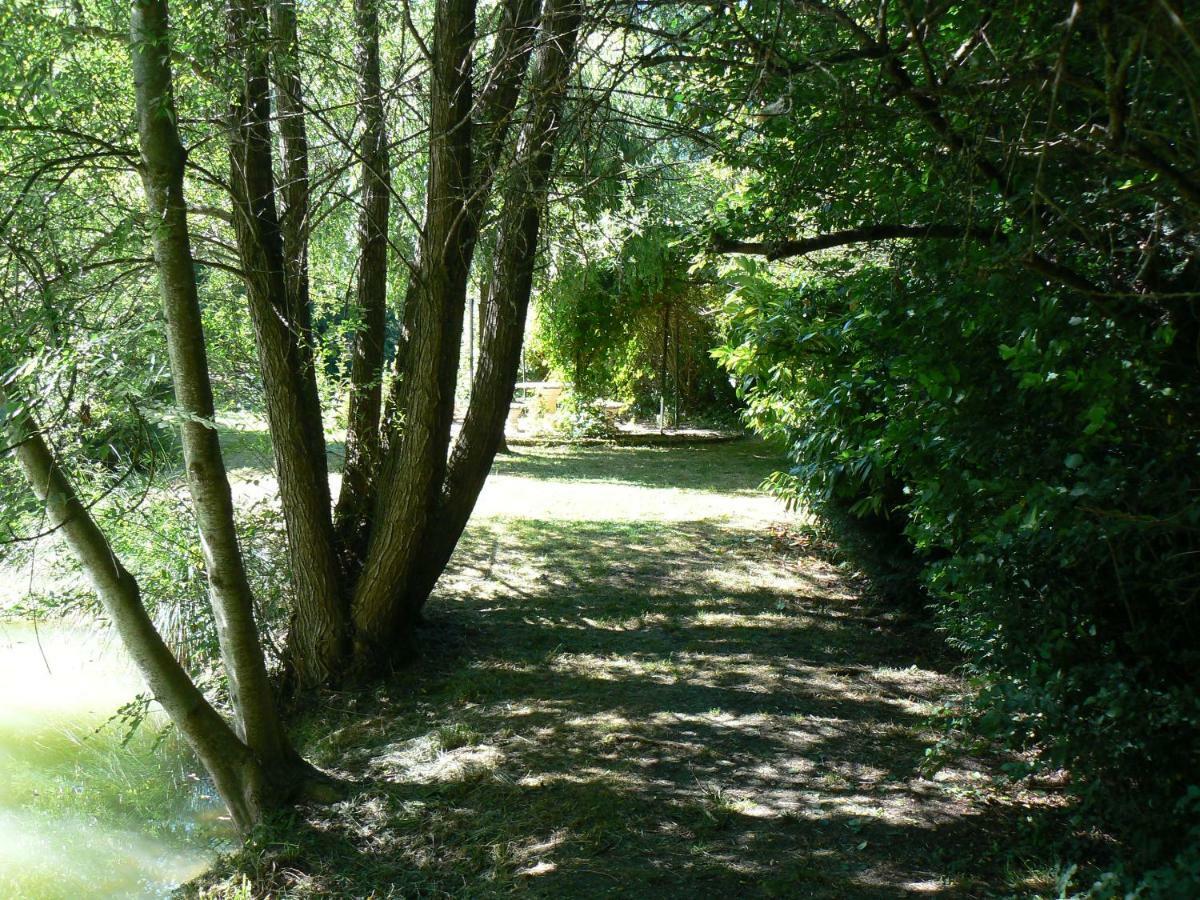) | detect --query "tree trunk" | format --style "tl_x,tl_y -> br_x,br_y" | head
335,0 -> 392,567
269,0 -> 313,333
403,0 -> 583,614
228,0 -> 347,688
470,0 -> 543,209
131,0 -> 291,764
349,0 -> 479,668
378,0 -> 540,445
659,301 -> 668,432
672,300 -> 679,426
